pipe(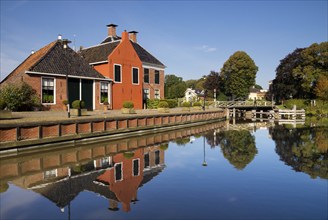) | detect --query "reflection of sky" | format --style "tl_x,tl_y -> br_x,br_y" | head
1,127 -> 327,220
